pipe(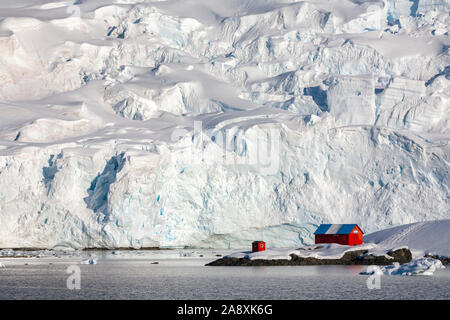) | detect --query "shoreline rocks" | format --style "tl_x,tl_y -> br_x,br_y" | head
206,248 -> 413,266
